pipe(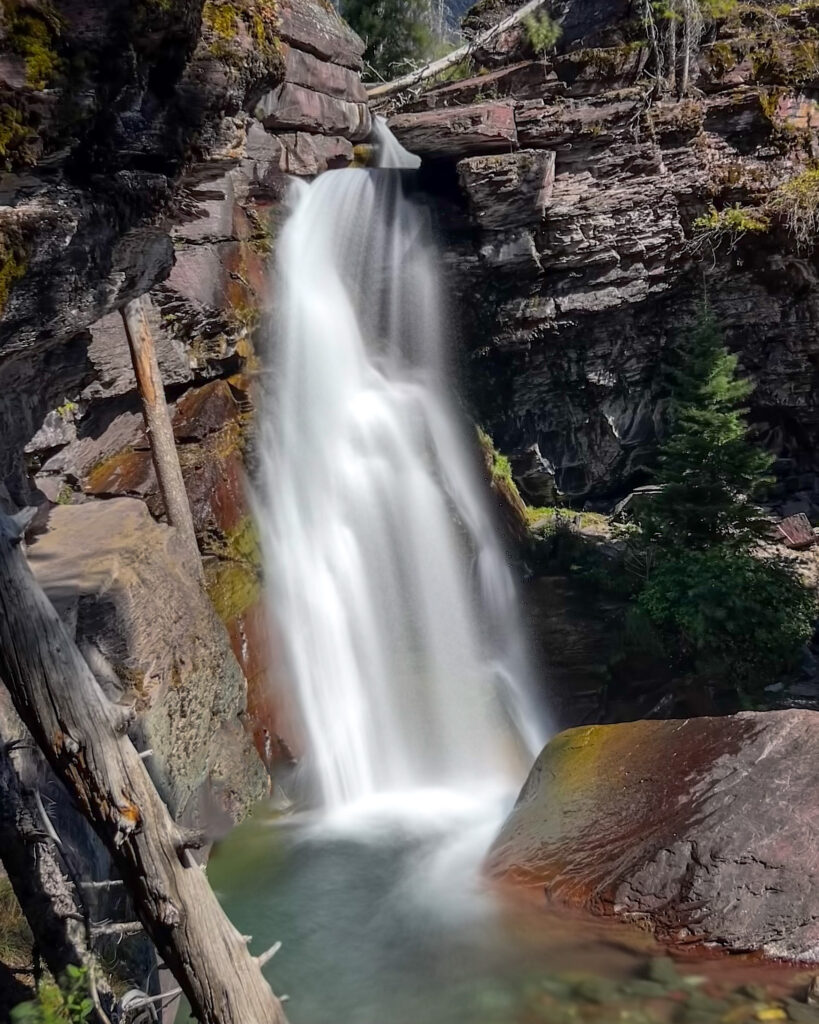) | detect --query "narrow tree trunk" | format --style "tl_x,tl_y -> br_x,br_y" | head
679,0 -> 692,96
121,298 -> 202,583
0,704 -> 89,983
665,16 -> 677,93
0,513 -> 287,1024
367,0 -> 549,100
